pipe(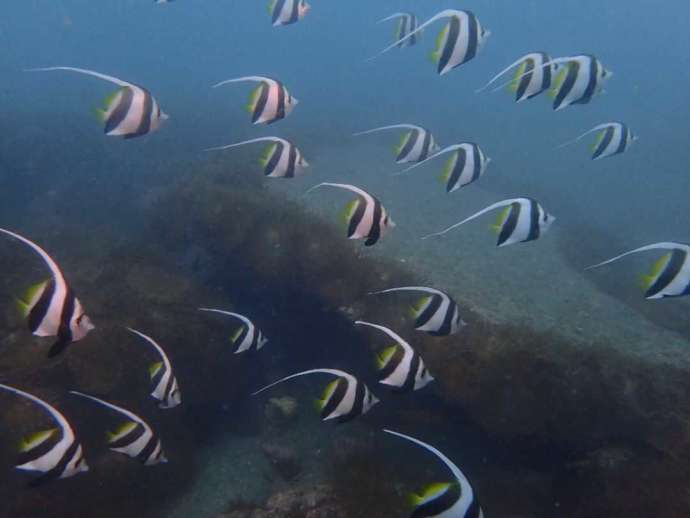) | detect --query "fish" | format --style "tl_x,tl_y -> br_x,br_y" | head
0,228 -> 94,358
377,12 -> 421,48
383,429 -> 483,518
585,242 -> 690,299
558,122 -> 637,160
536,55 -> 612,111
476,52 -> 555,102
354,321 -> 433,392
212,76 -> 298,125
155,0 -> 175,4
198,308 -> 268,353
422,197 -> 555,246
396,143 -> 491,194
369,287 -> 465,336
0,383 -> 88,486
269,0 -> 310,27
126,328 -> 181,409
206,136 -> 308,178
27,67 -> 168,138
372,10 -> 490,75
69,391 -> 167,466
252,368 -> 379,423
353,124 -> 440,164
305,183 -> 395,246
